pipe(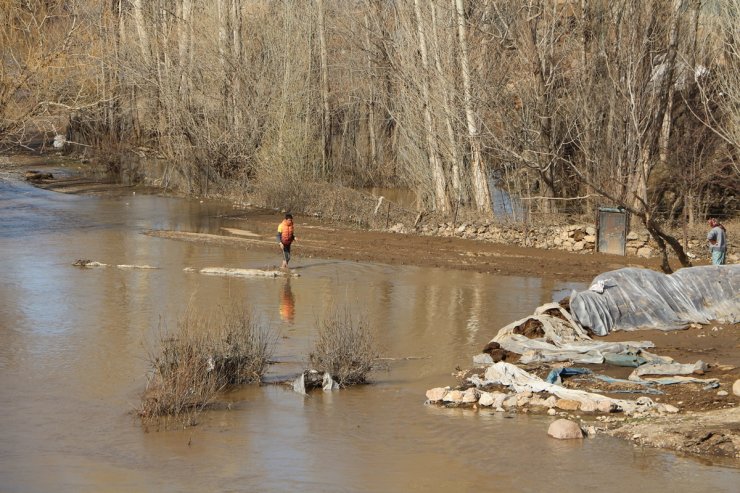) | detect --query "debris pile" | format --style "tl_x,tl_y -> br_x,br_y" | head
426,266 -> 740,421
